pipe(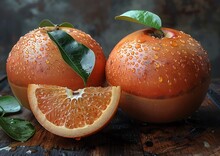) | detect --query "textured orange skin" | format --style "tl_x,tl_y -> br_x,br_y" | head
106,28 -> 211,99
6,27 -> 106,108
106,28 -> 211,122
